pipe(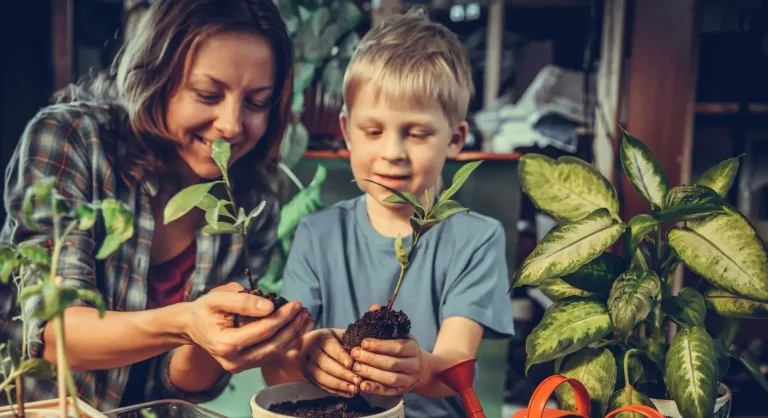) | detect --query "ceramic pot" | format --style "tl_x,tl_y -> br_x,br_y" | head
650,384 -> 732,418
250,381 -> 404,418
